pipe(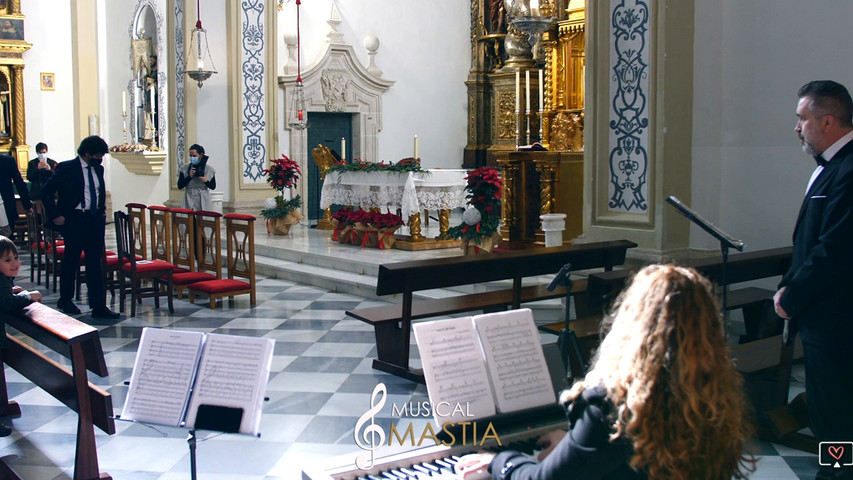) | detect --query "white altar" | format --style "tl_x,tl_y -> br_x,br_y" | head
319,169 -> 468,244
